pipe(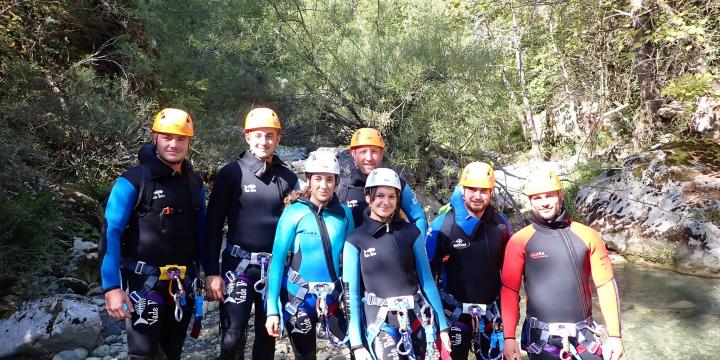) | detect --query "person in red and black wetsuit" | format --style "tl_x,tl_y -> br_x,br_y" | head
501,170 -> 624,360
